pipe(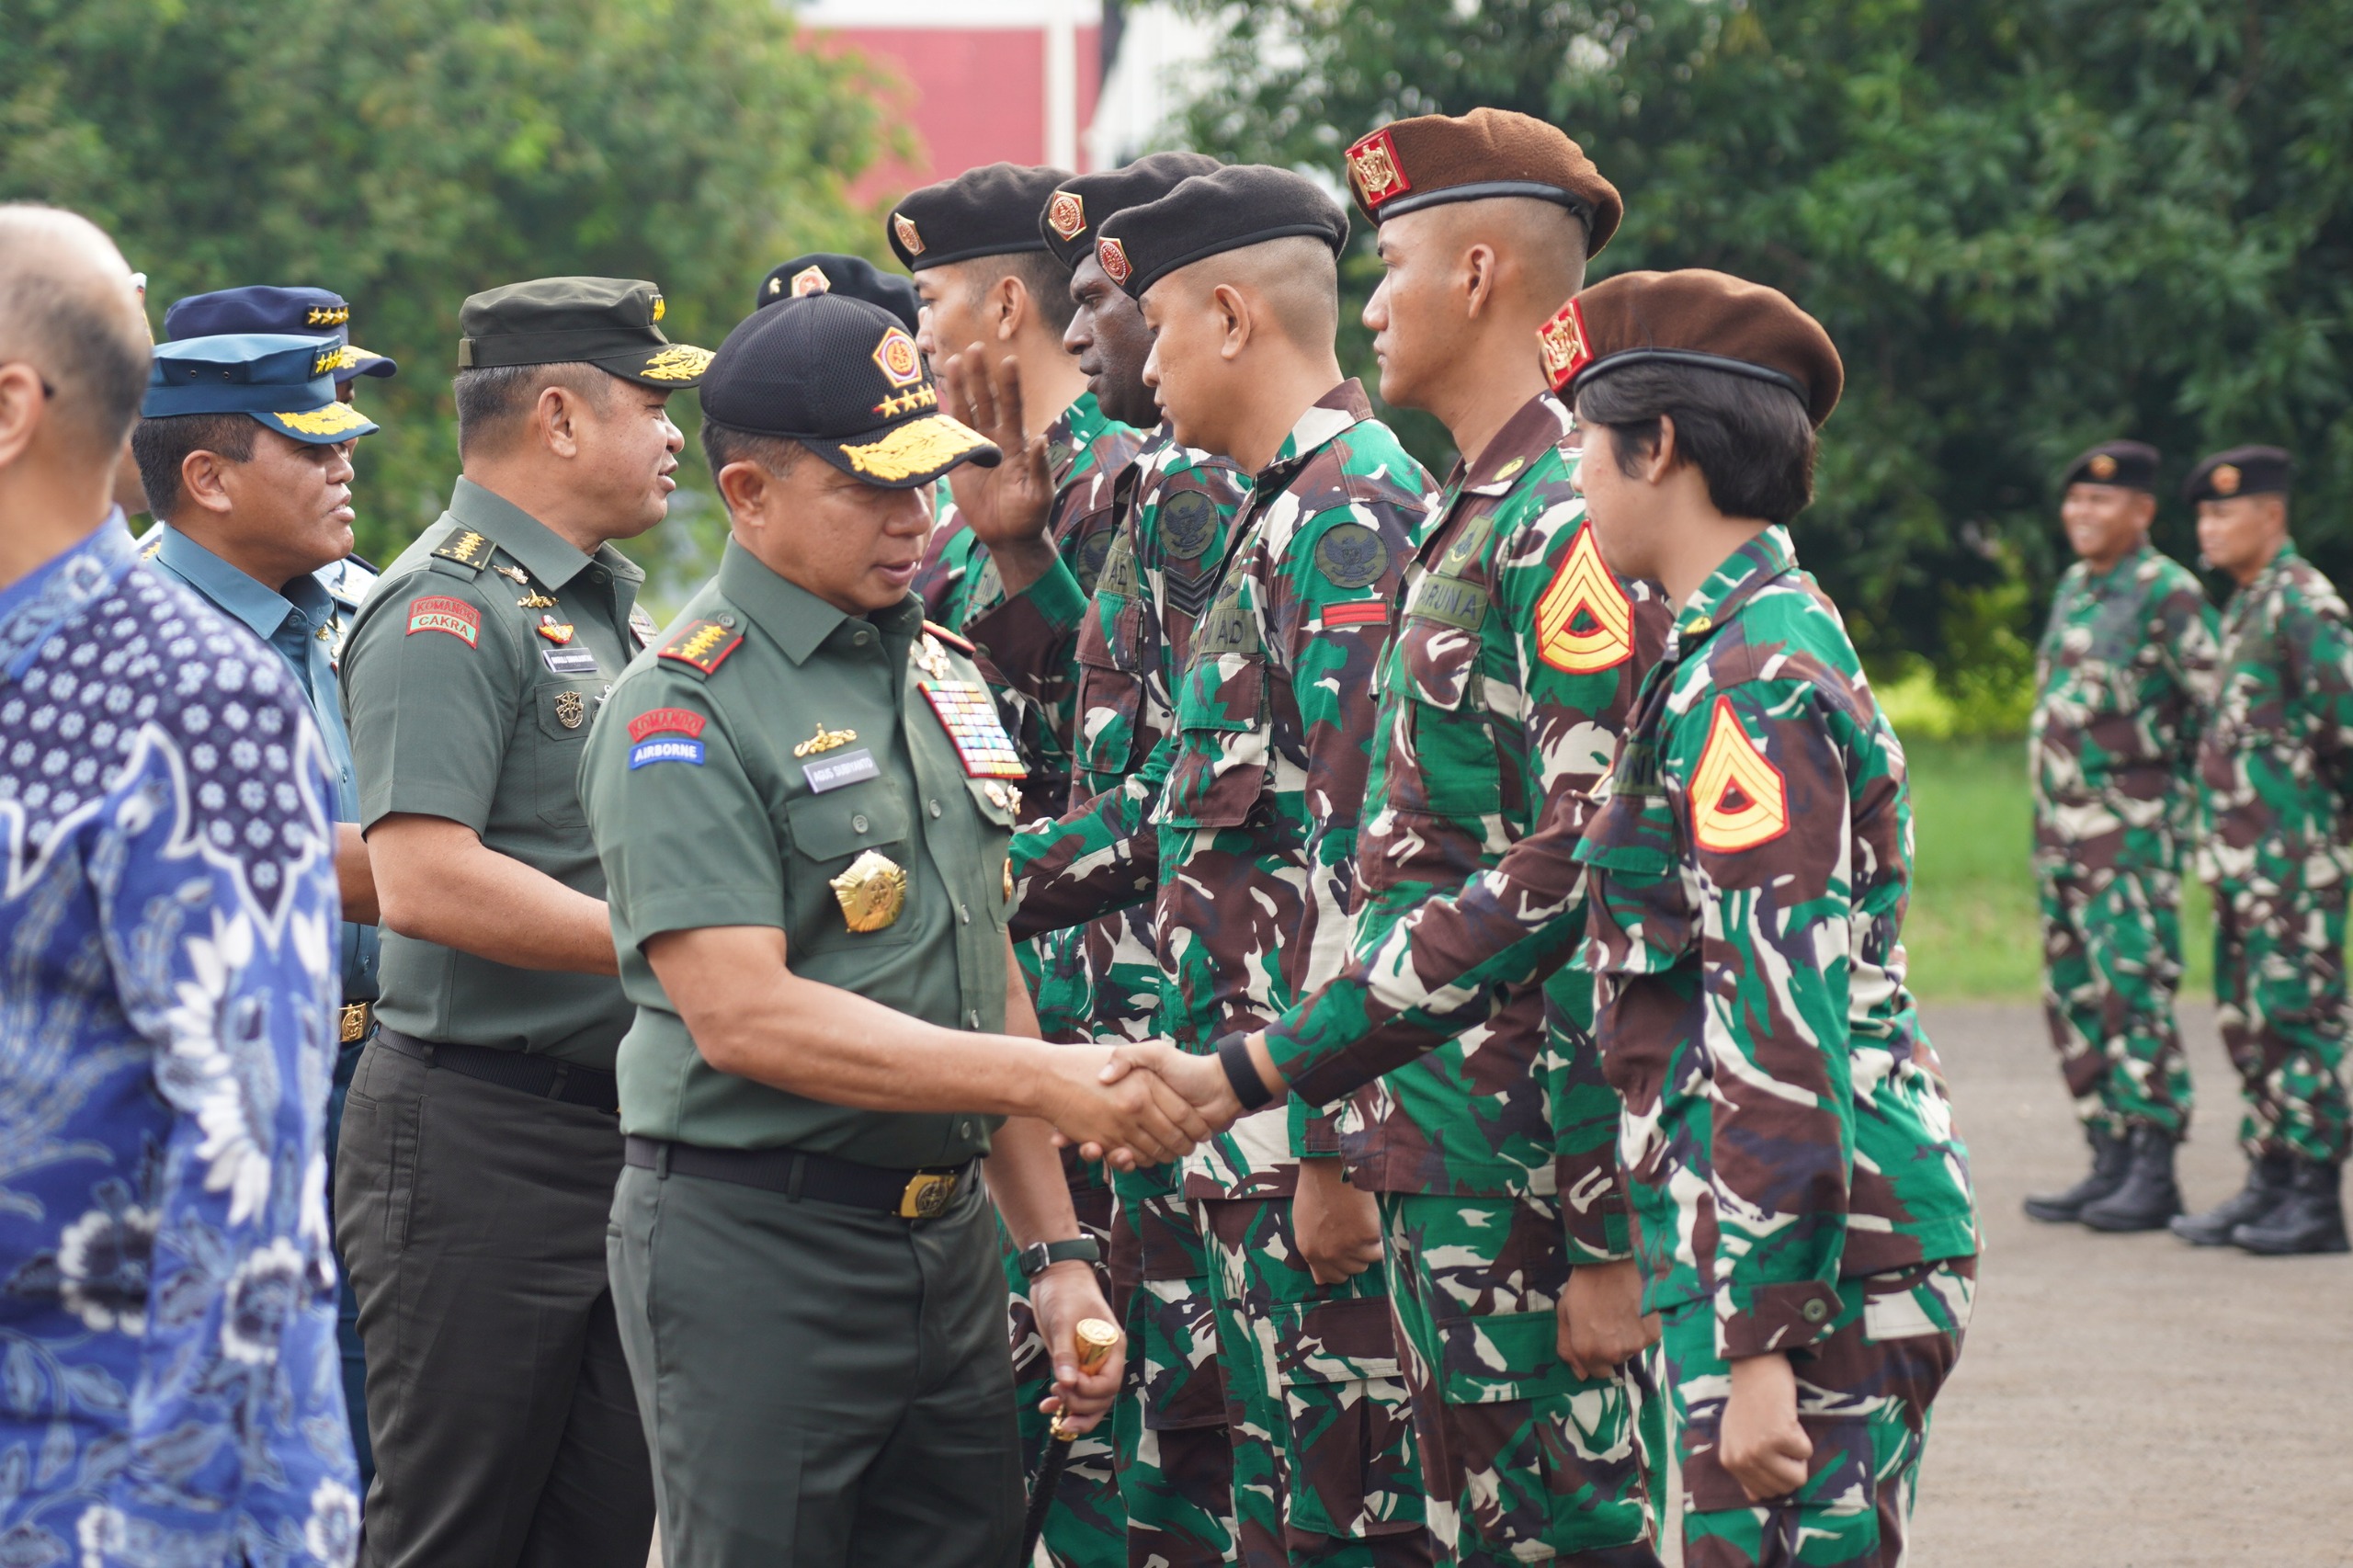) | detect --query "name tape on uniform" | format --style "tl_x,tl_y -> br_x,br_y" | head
406,596 -> 480,647
803,747 -> 881,793
630,738 -> 705,769
543,648 -> 599,676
